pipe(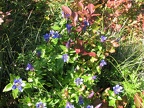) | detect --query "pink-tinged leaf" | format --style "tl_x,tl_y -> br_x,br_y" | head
134,93 -> 142,108
87,4 -> 95,14
88,52 -> 96,57
76,26 -> 82,32
71,12 -> 78,26
142,20 -> 144,32
82,51 -> 88,55
78,2 -> 84,11
91,14 -> 101,17
75,48 -> 81,54
62,5 -> 72,16
95,103 -> 102,108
